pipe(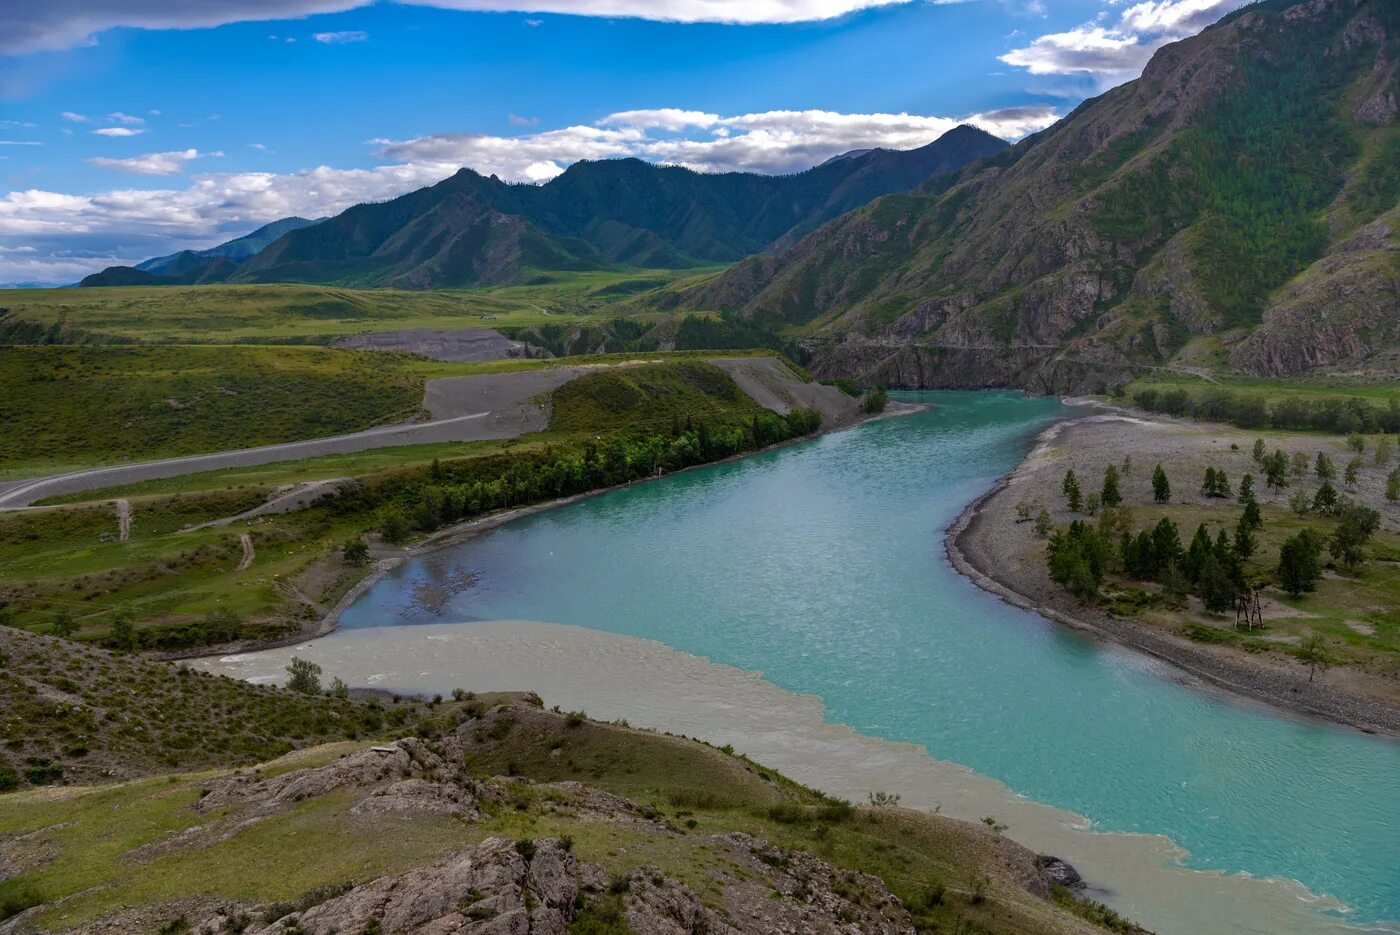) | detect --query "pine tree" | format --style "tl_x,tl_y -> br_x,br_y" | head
1152,464 -> 1171,503
1314,452 -> 1335,480
1062,469 -> 1082,513
1101,464 -> 1122,507
1277,529 -> 1323,596
1238,473 -> 1255,503
1386,468 -> 1400,502
1199,555 -> 1238,613
1251,438 -> 1267,465
1312,481 -> 1339,515
1241,496 -> 1263,531
1233,514 -> 1257,560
